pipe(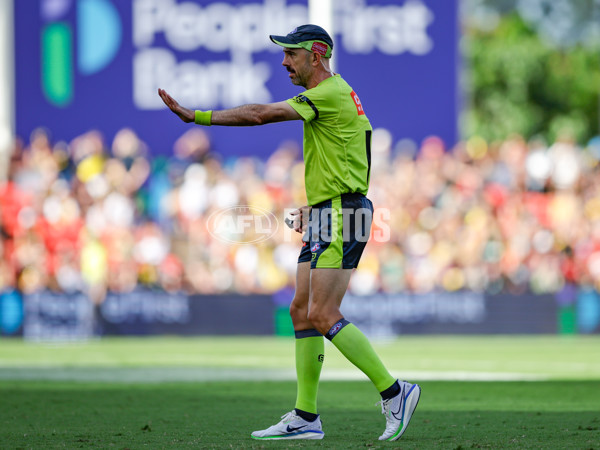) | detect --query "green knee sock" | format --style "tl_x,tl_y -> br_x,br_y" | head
294,330 -> 324,414
329,322 -> 396,393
